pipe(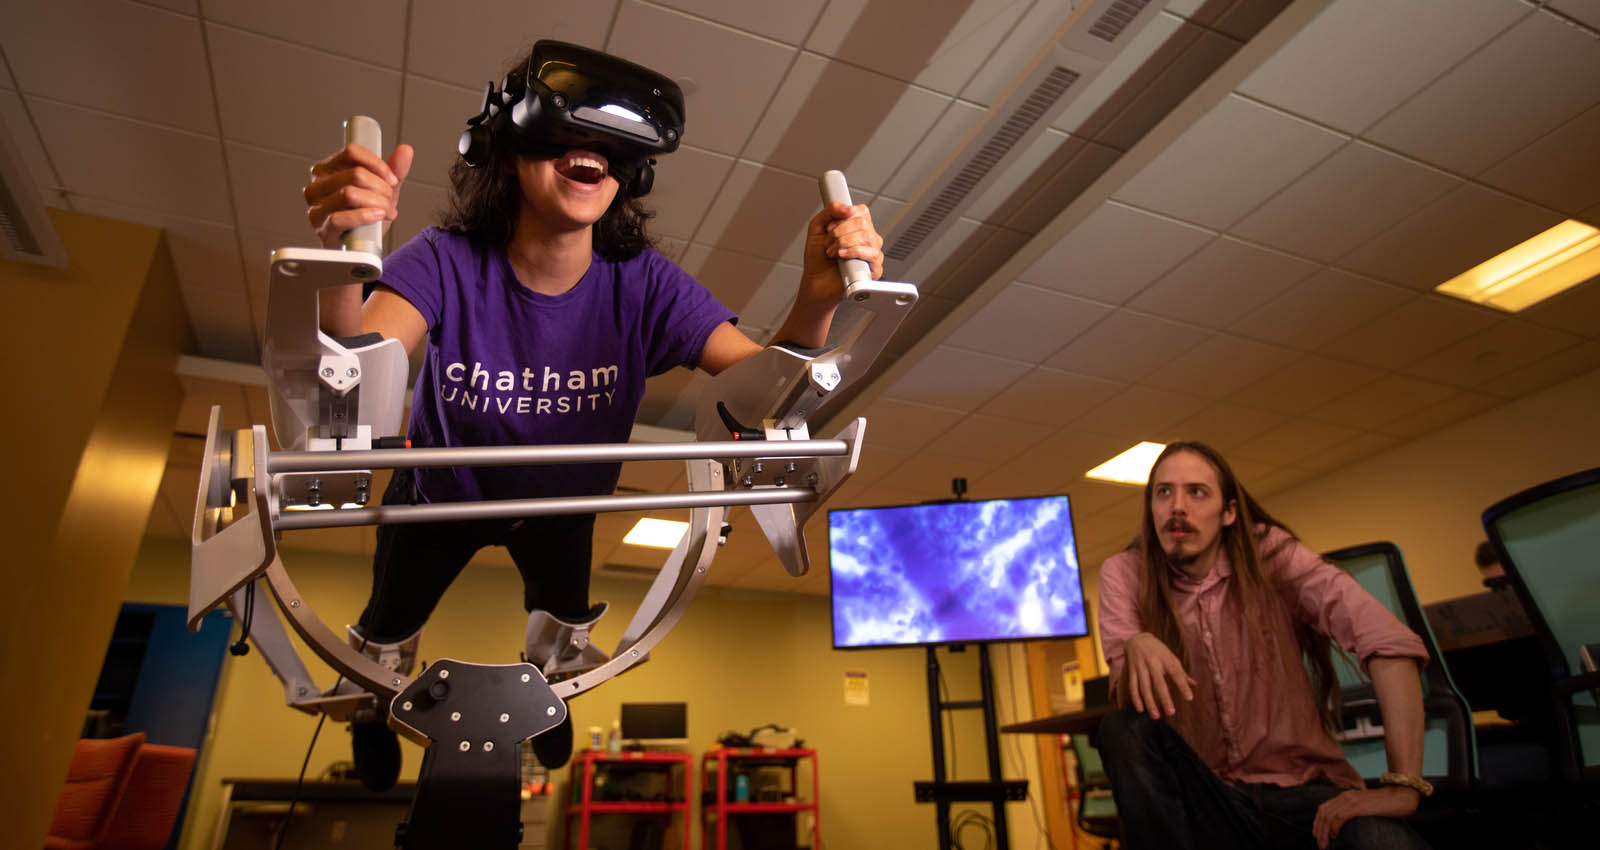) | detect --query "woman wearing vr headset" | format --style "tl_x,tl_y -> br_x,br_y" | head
301,42 -> 884,790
